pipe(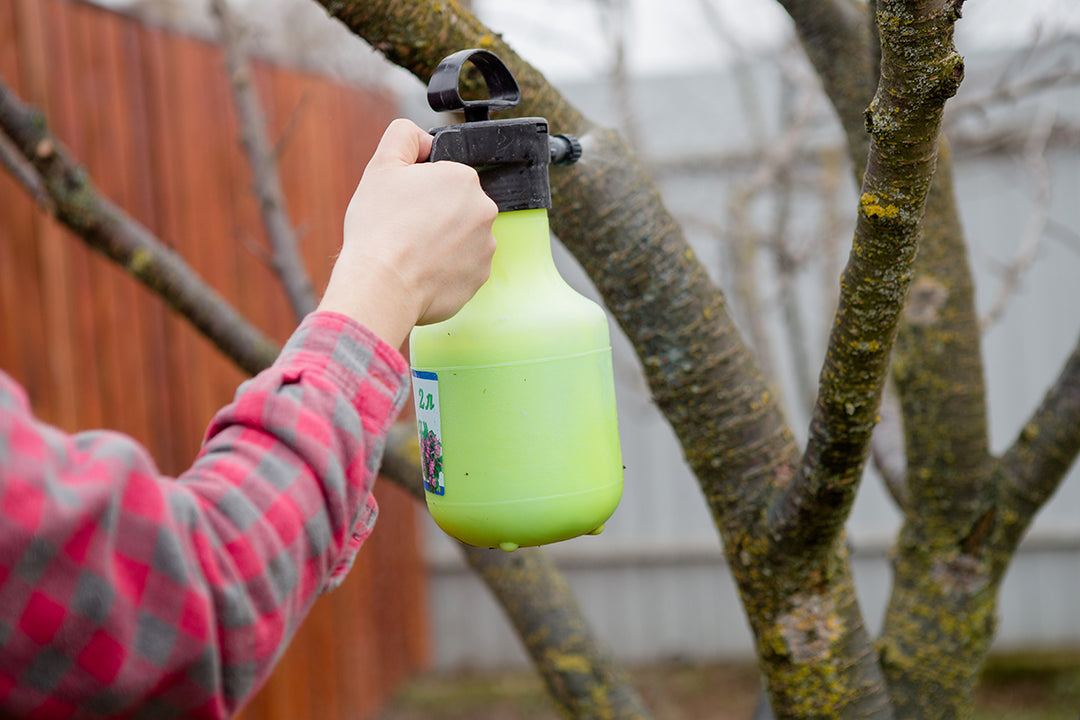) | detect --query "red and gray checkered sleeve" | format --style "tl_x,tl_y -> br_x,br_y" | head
0,311 -> 410,719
